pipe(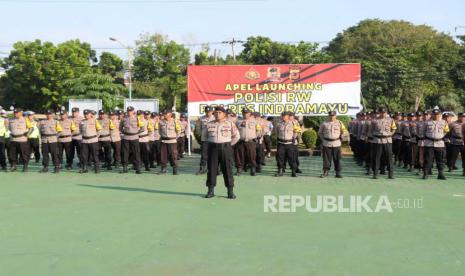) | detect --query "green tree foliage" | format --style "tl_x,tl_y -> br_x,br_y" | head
301,129 -> 318,149
0,39 -> 95,110
325,19 -> 463,112
239,36 -> 331,64
98,52 -> 123,78
62,73 -> 126,110
133,33 -> 190,111
194,44 -> 238,65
